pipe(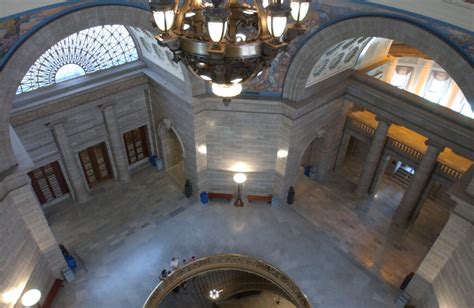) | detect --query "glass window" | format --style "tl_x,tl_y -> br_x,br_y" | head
390,66 -> 413,90
451,92 -> 474,119
17,25 -> 138,94
423,71 -> 451,104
